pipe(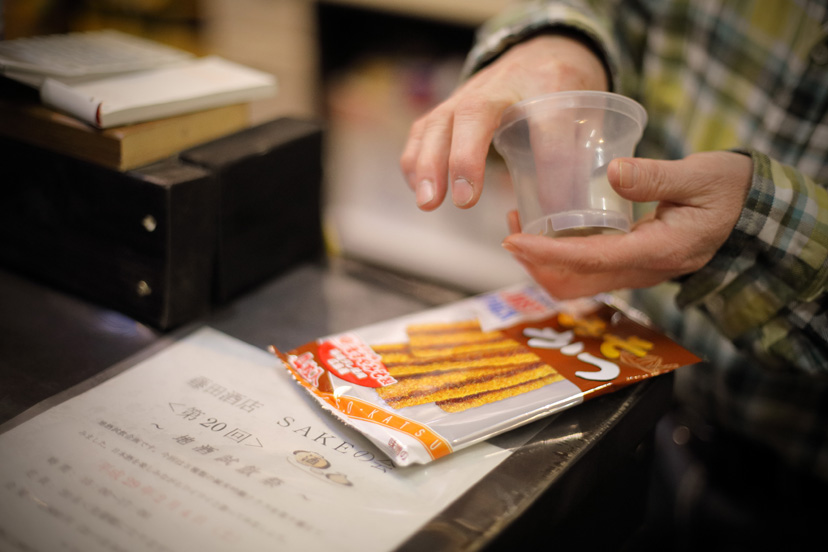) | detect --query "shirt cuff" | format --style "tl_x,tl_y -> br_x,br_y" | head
676,149 -> 828,338
461,1 -> 620,89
